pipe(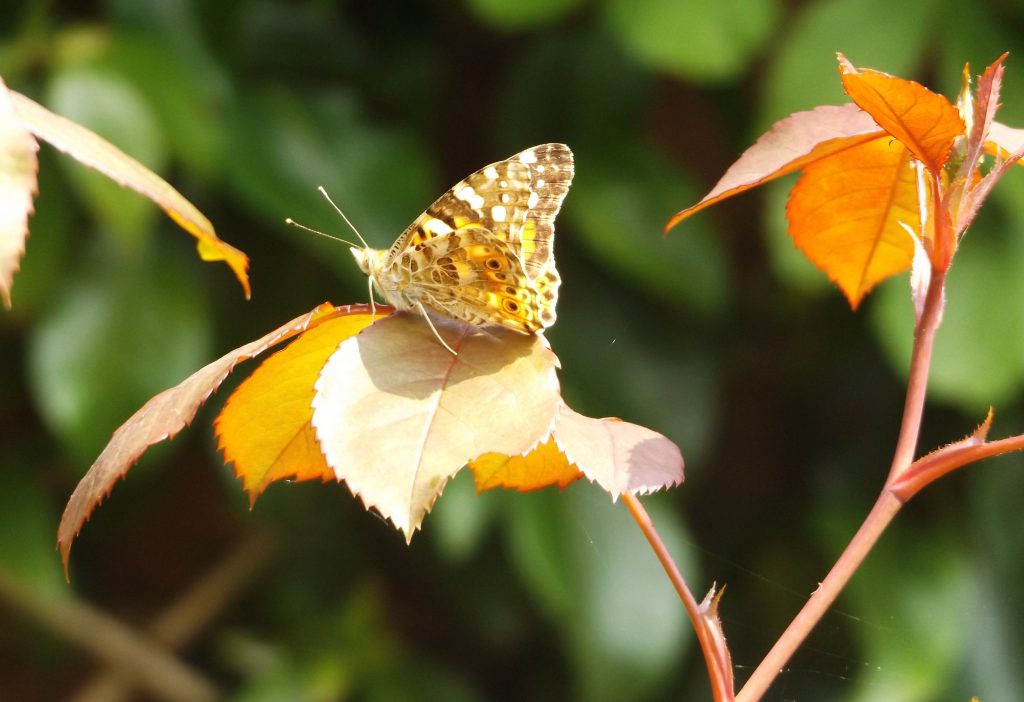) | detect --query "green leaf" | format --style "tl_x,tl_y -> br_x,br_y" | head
494,30 -> 651,149
464,0 -> 583,28
565,141 -> 730,318
46,67 -> 168,249
604,0 -> 779,83
224,89 -> 433,282
28,238 -> 212,465
870,223 -> 1024,412
761,0 -> 939,129
832,518 -> 973,702
429,470 -> 497,563
0,466 -> 67,598
506,486 -> 693,702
